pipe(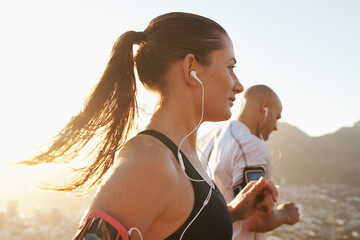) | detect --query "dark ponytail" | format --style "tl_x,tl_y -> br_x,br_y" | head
23,12 -> 228,193
23,31 -> 142,193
